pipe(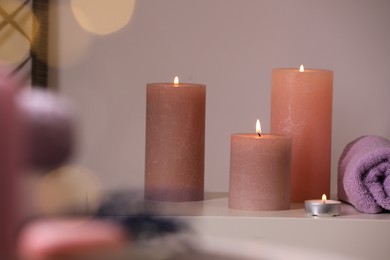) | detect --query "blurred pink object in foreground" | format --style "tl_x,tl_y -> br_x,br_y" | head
18,218 -> 127,259
0,72 -> 25,257
18,88 -> 76,171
